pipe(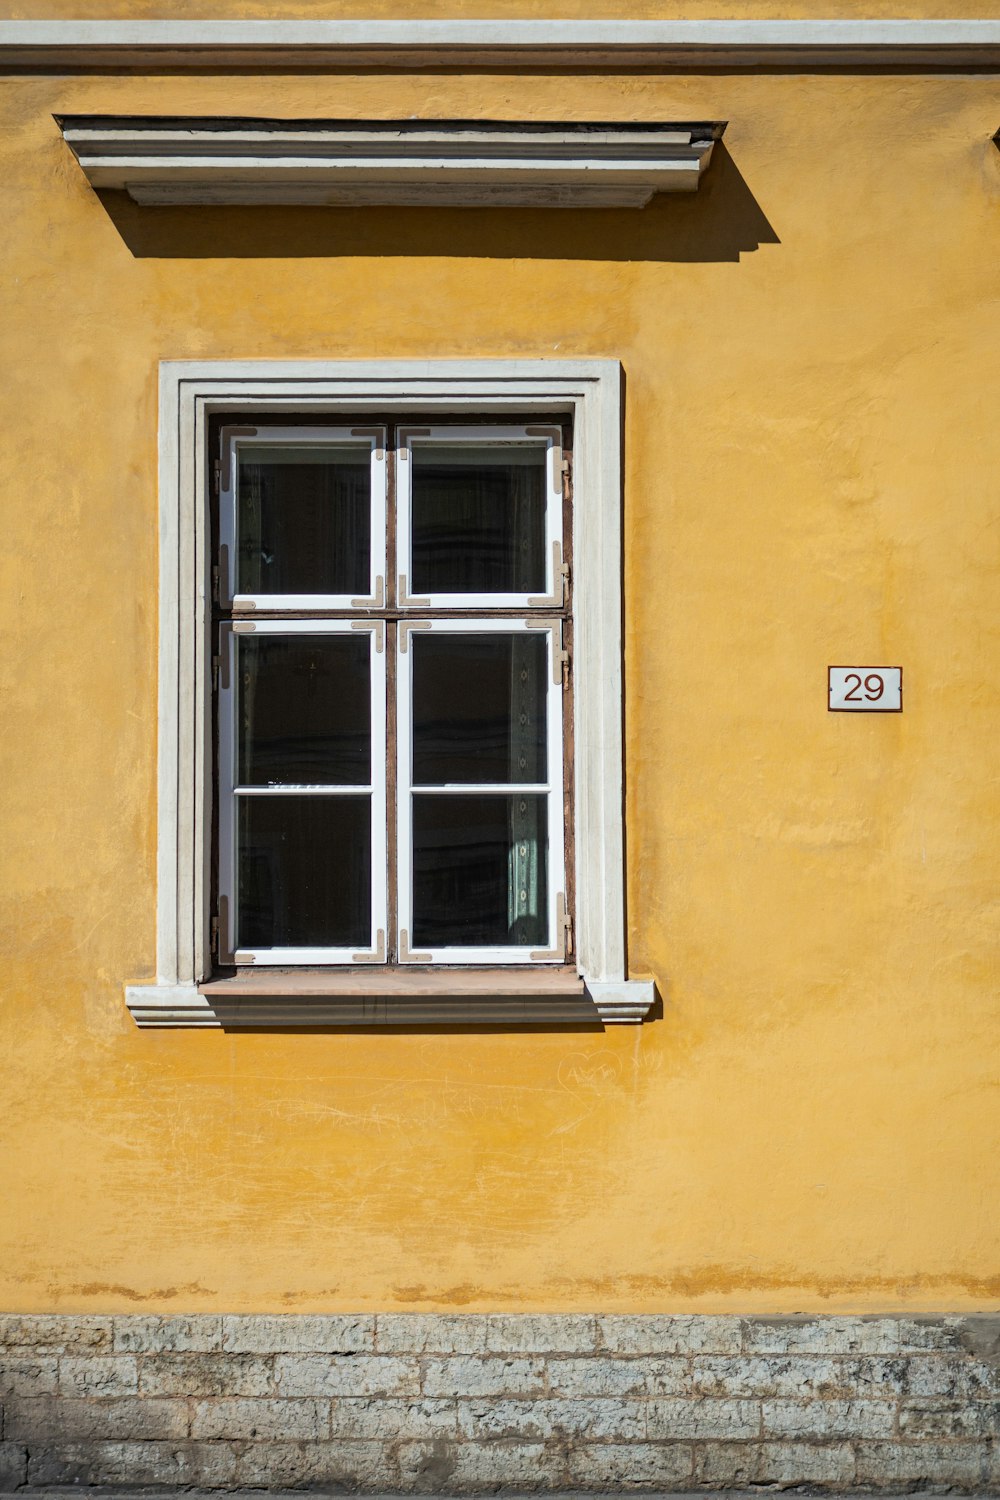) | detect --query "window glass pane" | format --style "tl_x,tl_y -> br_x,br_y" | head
410,444 -> 546,594
237,795 -> 371,948
412,633 -> 547,785
237,634 -> 370,786
237,444 -> 370,596
412,793 -> 548,947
